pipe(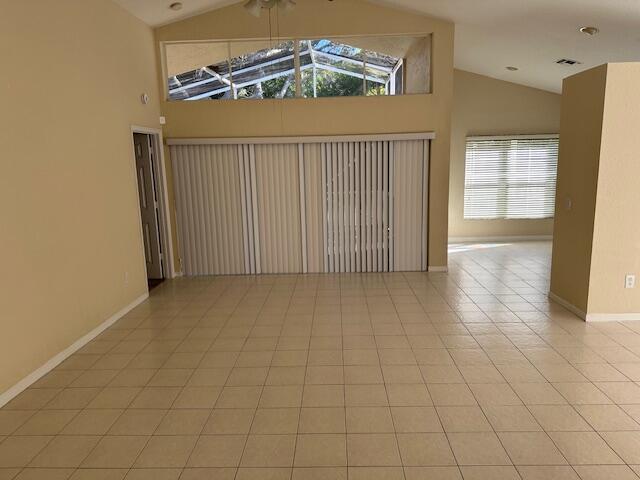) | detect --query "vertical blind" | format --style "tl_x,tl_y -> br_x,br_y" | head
322,141 -> 394,273
169,135 -> 431,275
463,135 -> 559,220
